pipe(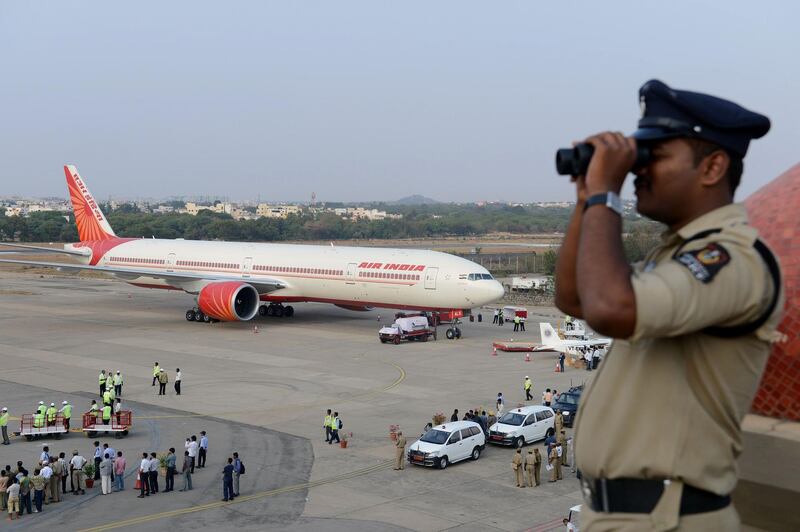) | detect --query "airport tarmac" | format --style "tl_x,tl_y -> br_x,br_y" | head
0,270 -> 588,531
